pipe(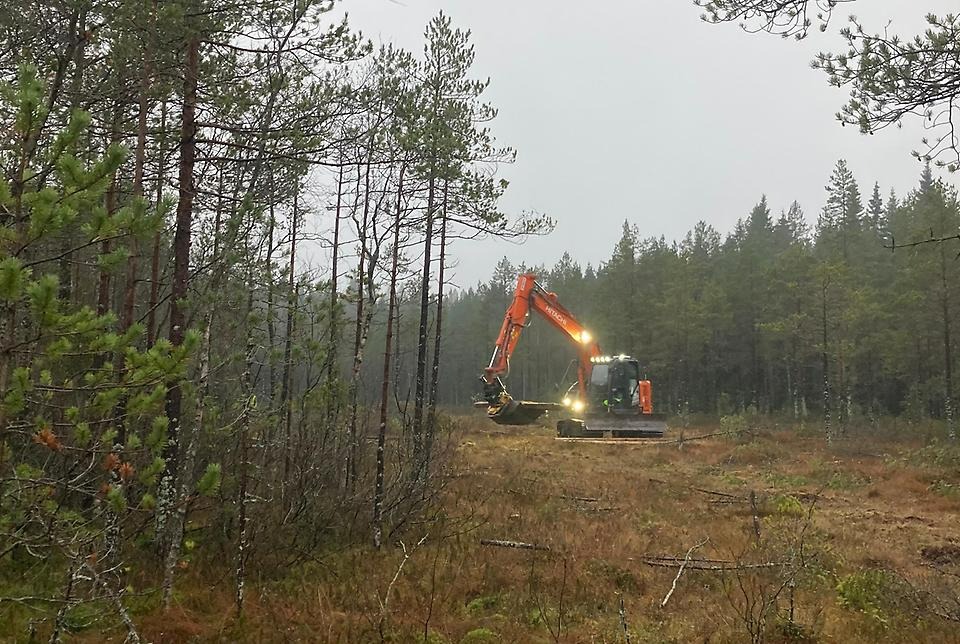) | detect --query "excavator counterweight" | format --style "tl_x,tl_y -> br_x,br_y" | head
479,273 -> 667,438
